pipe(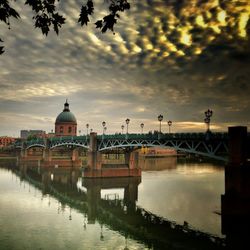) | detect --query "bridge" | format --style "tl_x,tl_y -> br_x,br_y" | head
14,127 -> 250,177
16,132 -> 229,159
